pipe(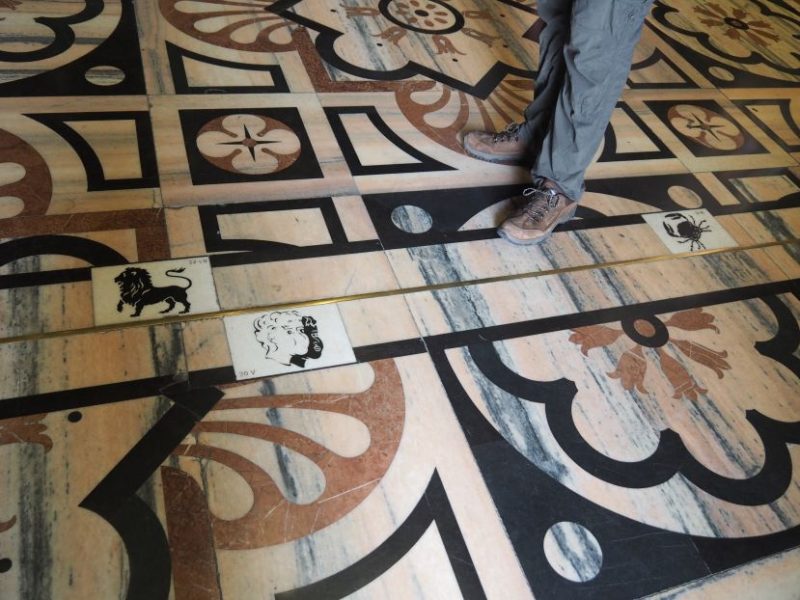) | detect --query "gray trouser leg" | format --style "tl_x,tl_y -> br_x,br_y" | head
526,0 -> 653,201
520,0 -> 572,163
